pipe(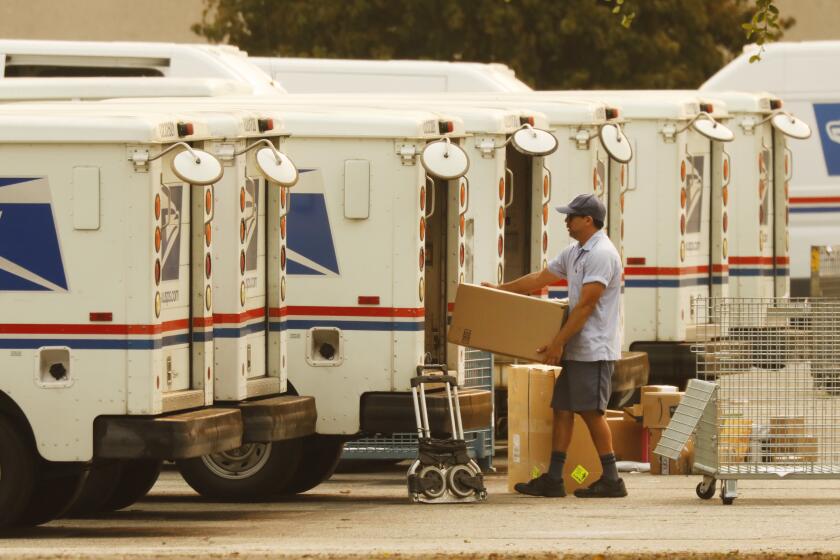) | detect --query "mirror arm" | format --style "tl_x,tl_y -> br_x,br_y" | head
676,112 -> 716,135
234,138 -> 283,164
149,142 -> 202,164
